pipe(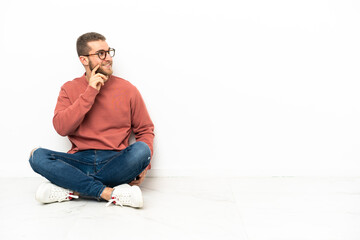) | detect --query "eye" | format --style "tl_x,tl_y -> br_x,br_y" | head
98,51 -> 106,59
